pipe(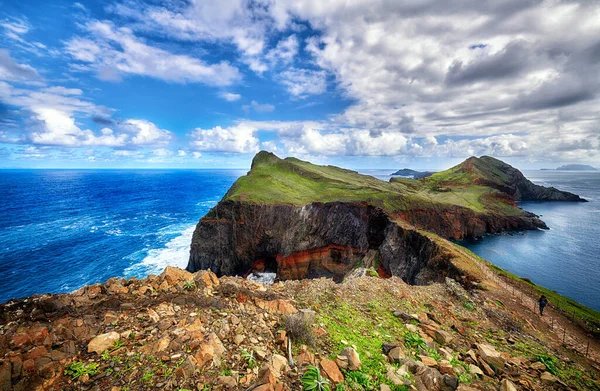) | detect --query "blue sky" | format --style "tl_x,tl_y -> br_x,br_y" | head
1,0 -> 599,169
